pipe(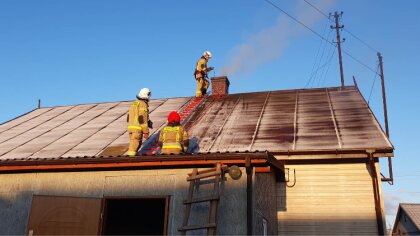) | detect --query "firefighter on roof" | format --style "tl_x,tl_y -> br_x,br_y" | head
194,50 -> 214,97
158,111 -> 189,155
127,88 -> 153,157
